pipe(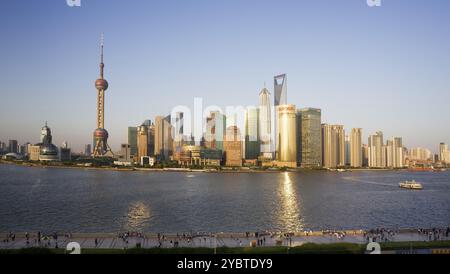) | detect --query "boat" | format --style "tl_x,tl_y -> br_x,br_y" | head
399,180 -> 423,190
